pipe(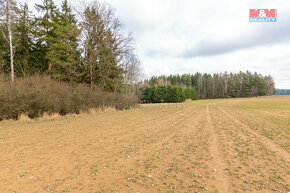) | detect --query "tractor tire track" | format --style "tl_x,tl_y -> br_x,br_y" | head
205,104 -> 230,192
217,105 -> 290,162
